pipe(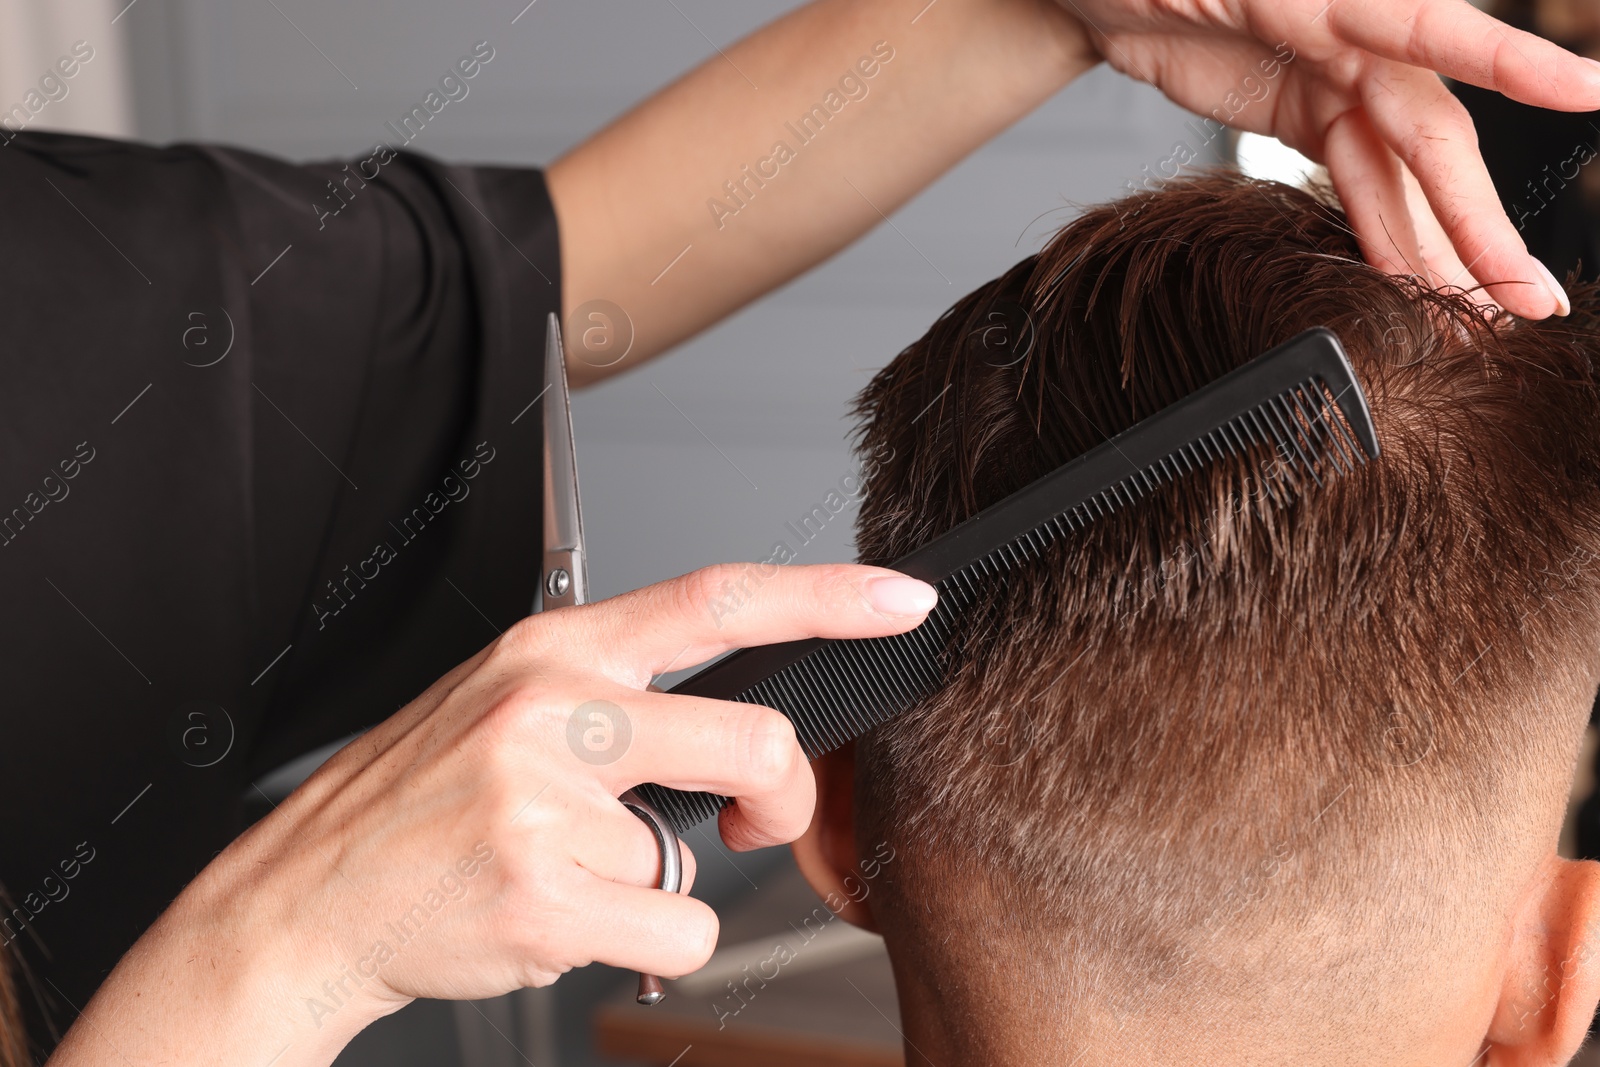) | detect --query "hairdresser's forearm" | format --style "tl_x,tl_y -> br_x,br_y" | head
548,0 -> 1096,384
45,863 -> 398,1067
